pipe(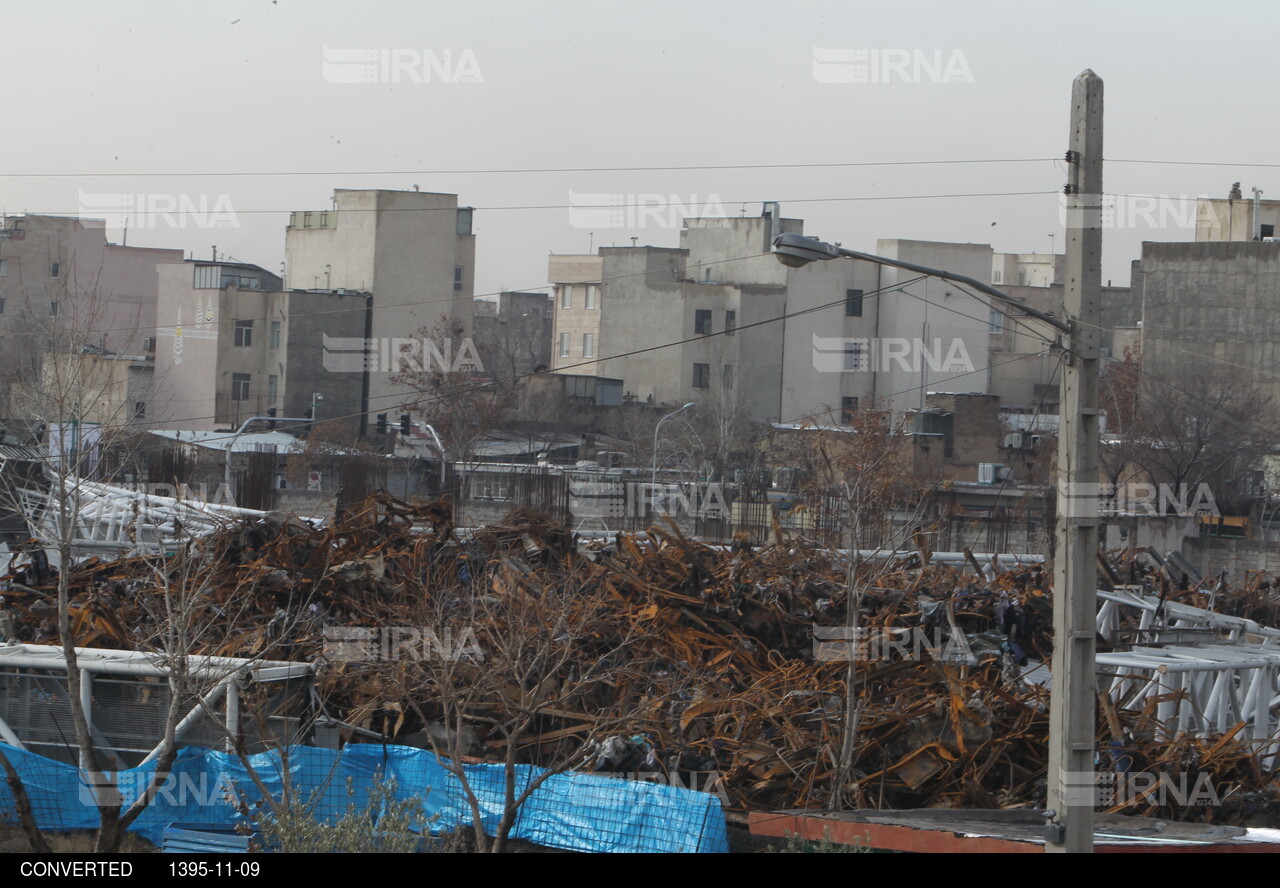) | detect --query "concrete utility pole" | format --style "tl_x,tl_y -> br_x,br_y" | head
1046,69 -> 1103,854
